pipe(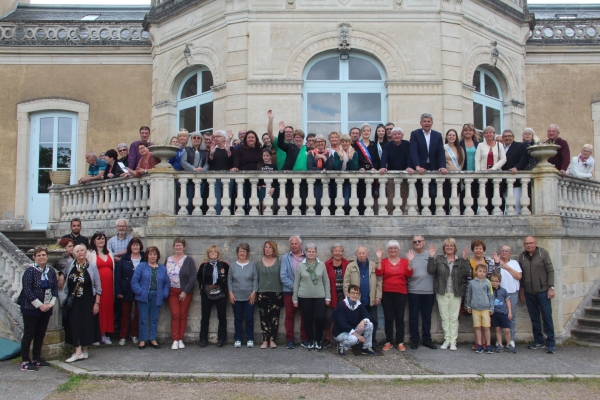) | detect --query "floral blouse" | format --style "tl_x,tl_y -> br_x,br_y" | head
166,256 -> 186,289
